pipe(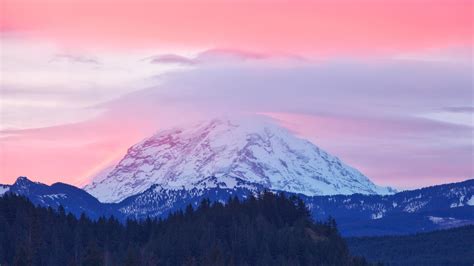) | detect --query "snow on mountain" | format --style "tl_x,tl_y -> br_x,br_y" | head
467,195 -> 474,206
0,185 -> 10,196
85,116 -> 394,203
